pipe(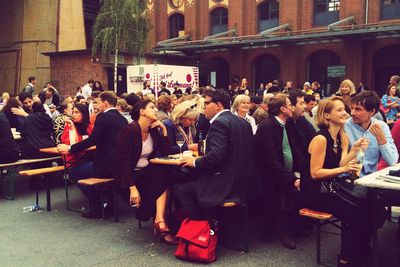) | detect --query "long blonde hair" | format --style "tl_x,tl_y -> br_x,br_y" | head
316,96 -> 349,149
